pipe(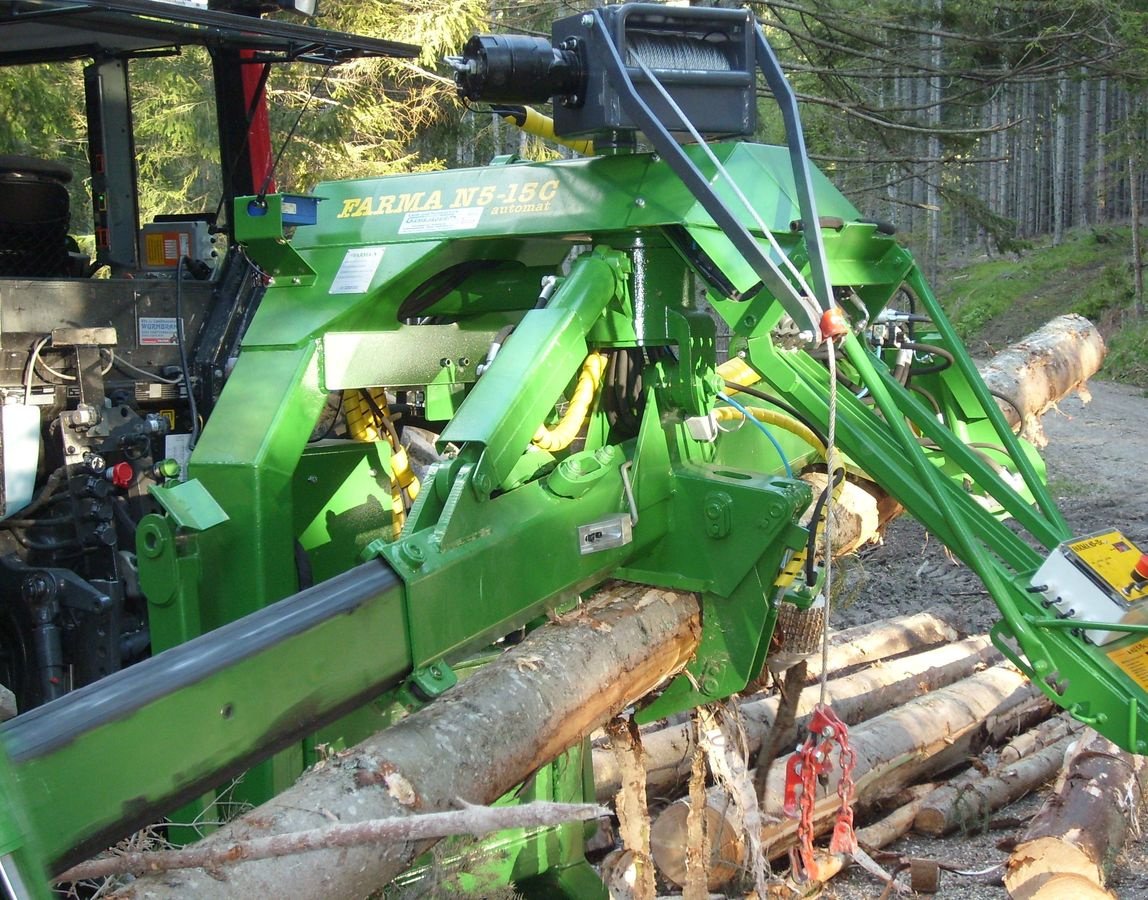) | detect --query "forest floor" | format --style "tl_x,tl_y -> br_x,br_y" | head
823,378 -> 1148,899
